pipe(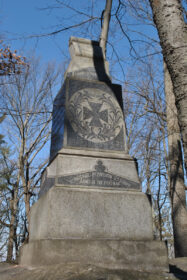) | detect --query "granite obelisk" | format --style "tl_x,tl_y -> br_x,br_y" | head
20,37 -> 168,272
